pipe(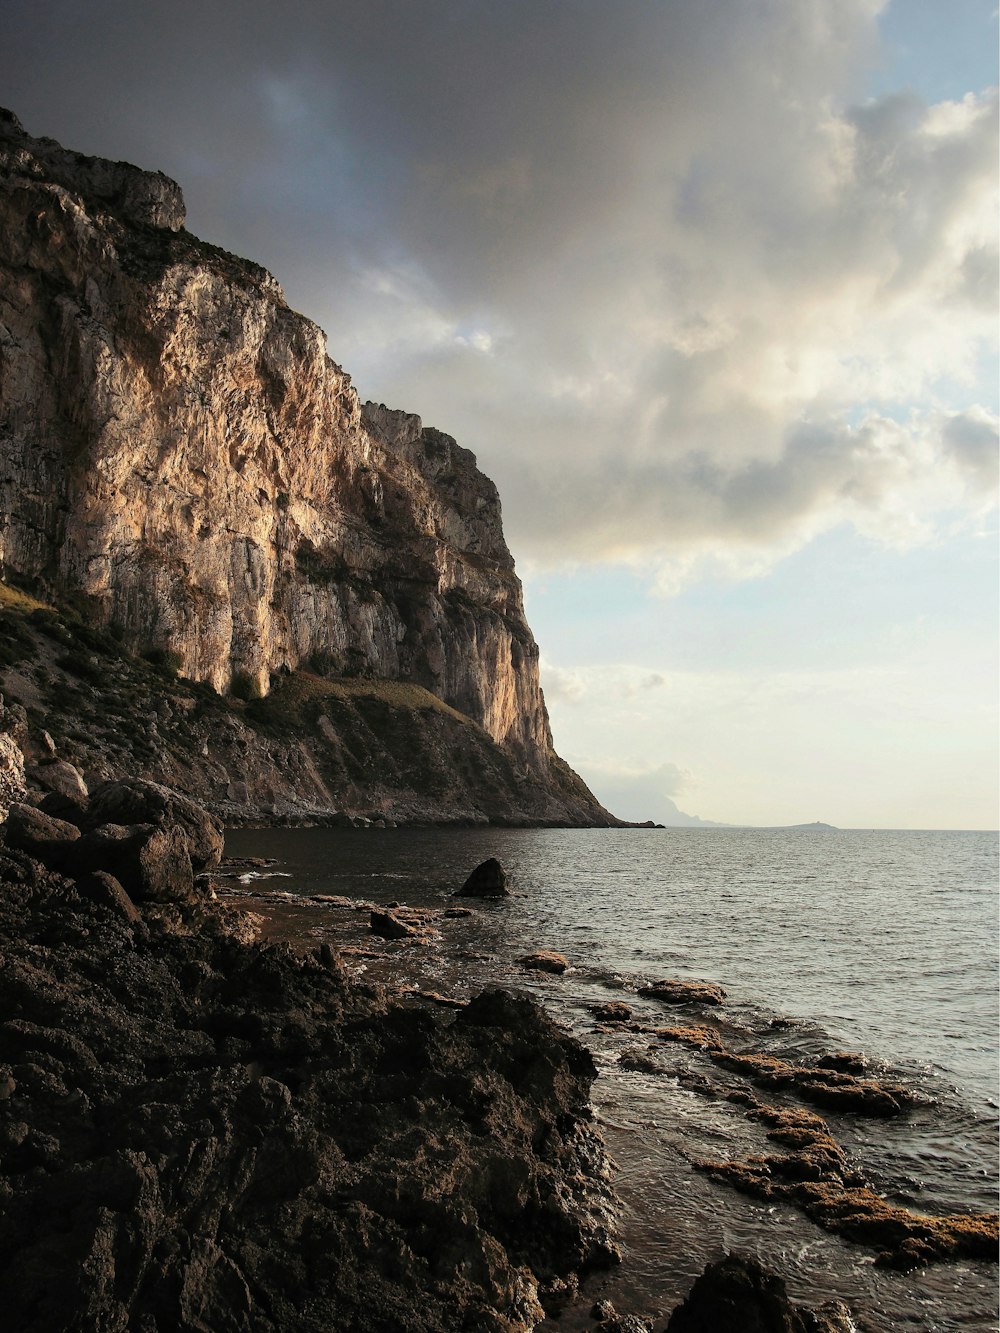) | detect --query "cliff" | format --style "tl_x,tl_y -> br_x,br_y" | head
0,110 -> 613,825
